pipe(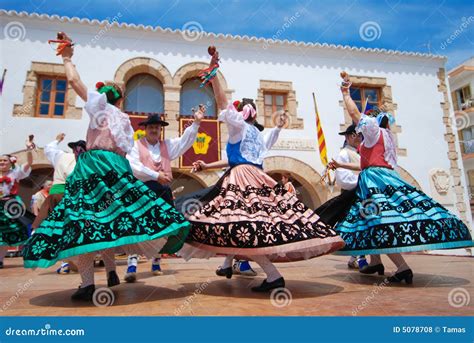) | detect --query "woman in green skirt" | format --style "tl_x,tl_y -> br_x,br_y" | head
0,140 -> 34,269
22,33 -> 191,301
